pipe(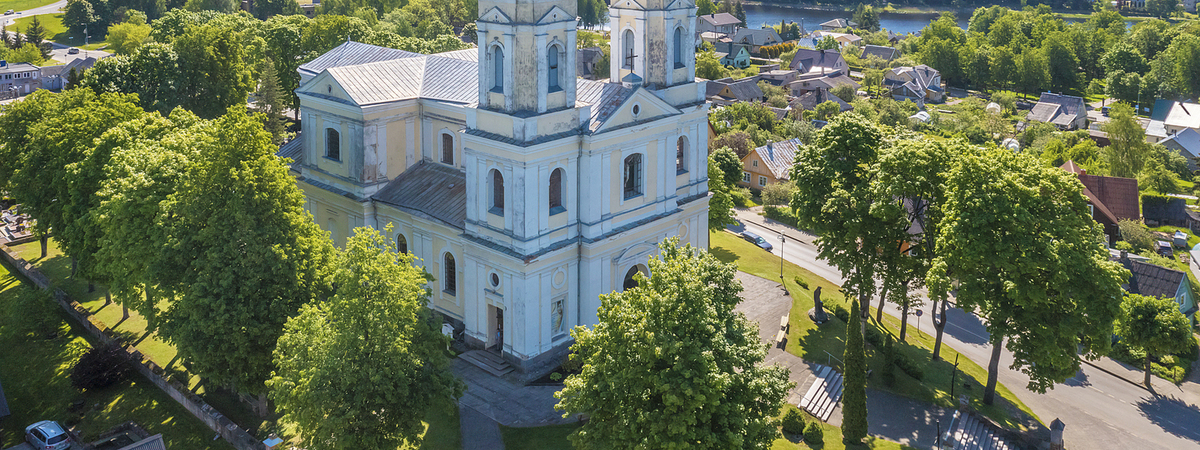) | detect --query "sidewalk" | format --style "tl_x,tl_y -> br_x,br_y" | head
733,207 -> 819,247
